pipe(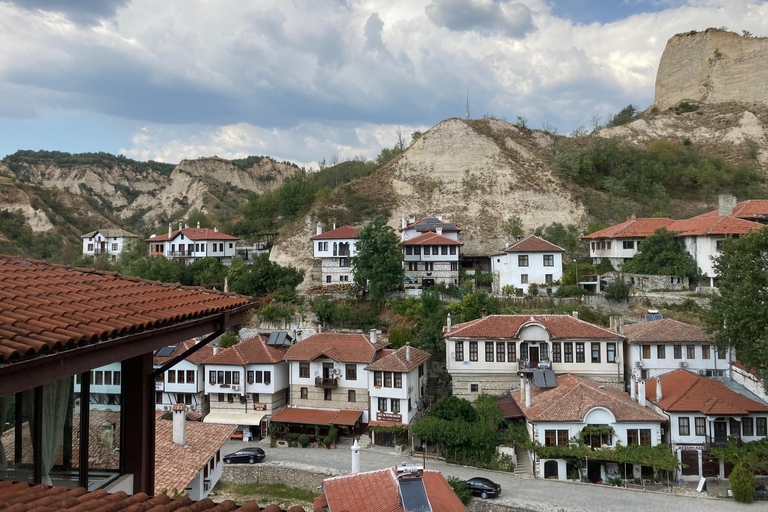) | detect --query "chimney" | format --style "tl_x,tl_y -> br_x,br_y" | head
520,378 -> 526,402
630,375 -> 637,401
618,317 -> 624,335
656,378 -> 663,402
481,308 -> 487,318
185,223 -> 189,229
197,221 -> 201,228
168,223 -> 172,237
517,234 -> 521,242
525,378 -> 532,408
214,226 -> 218,233
435,212 -> 443,221
436,226 -> 443,236
213,345 -> 218,355
172,403 -> 186,446
406,342 -> 411,362
638,380 -> 646,407
626,214 -> 637,222
179,222 -> 183,232
572,311 -> 578,320
333,222 -> 336,230
505,236 -> 510,250
224,276 -> 229,293
446,313 -> 451,333
719,193 -> 737,217
409,214 -> 416,224
401,214 -> 407,230
316,222 -> 323,235
370,329 -> 377,345
351,438 -> 361,474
